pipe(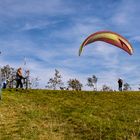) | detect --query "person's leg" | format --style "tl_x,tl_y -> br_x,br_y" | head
118,86 -> 120,91
3,83 -> 6,89
16,80 -> 20,88
19,80 -> 23,88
